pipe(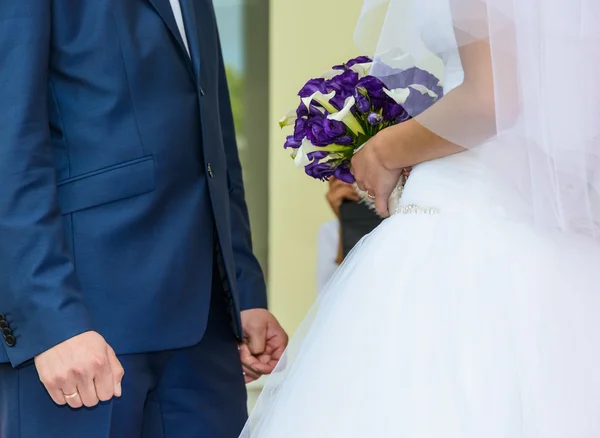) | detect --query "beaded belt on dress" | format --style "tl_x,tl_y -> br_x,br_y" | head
356,181 -> 440,215
389,182 -> 439,215
394,204 -> 439,215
